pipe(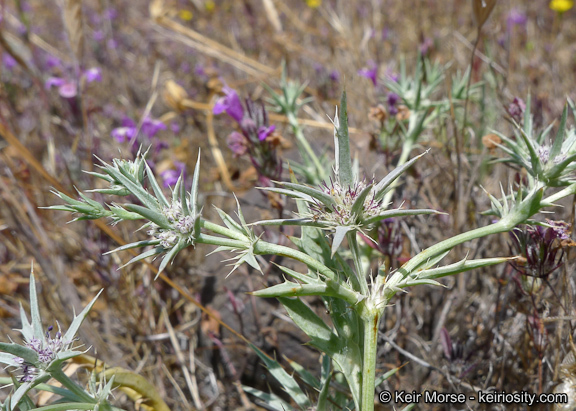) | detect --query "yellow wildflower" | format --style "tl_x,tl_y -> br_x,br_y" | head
550,0 -> 574,13
305,0 -> 321,8
178,9 -> 193,20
